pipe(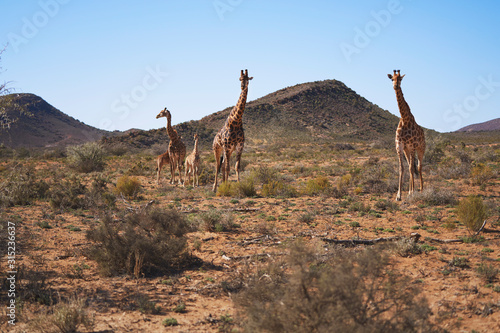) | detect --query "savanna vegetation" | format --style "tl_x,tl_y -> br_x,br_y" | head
0,130 -> 499,332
